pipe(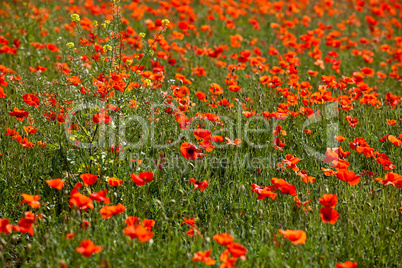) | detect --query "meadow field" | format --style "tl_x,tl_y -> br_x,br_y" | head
0,0 -> 401,267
